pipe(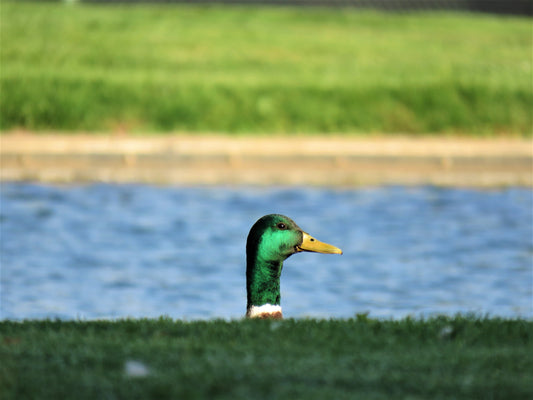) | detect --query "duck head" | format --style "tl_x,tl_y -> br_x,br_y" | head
246,214 -> 342,319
